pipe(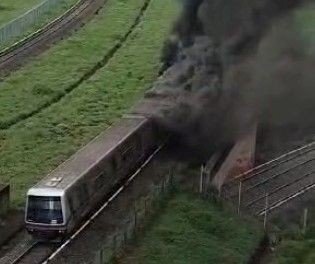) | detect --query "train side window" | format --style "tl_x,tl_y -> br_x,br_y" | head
67,196 -> 75,215
73,190 -> 81,209
135,133 -> 142,151
78,184 -> 89,205
111,156 -> 118,170
122,146 -> 133,163
94,172 -> 105,189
